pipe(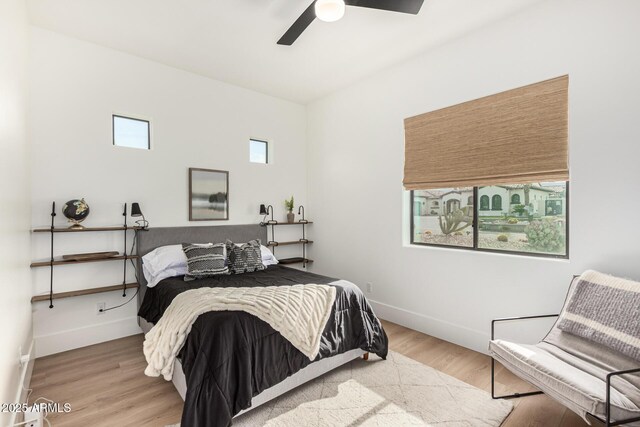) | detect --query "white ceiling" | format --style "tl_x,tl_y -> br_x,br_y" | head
27,0 -> 543,104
